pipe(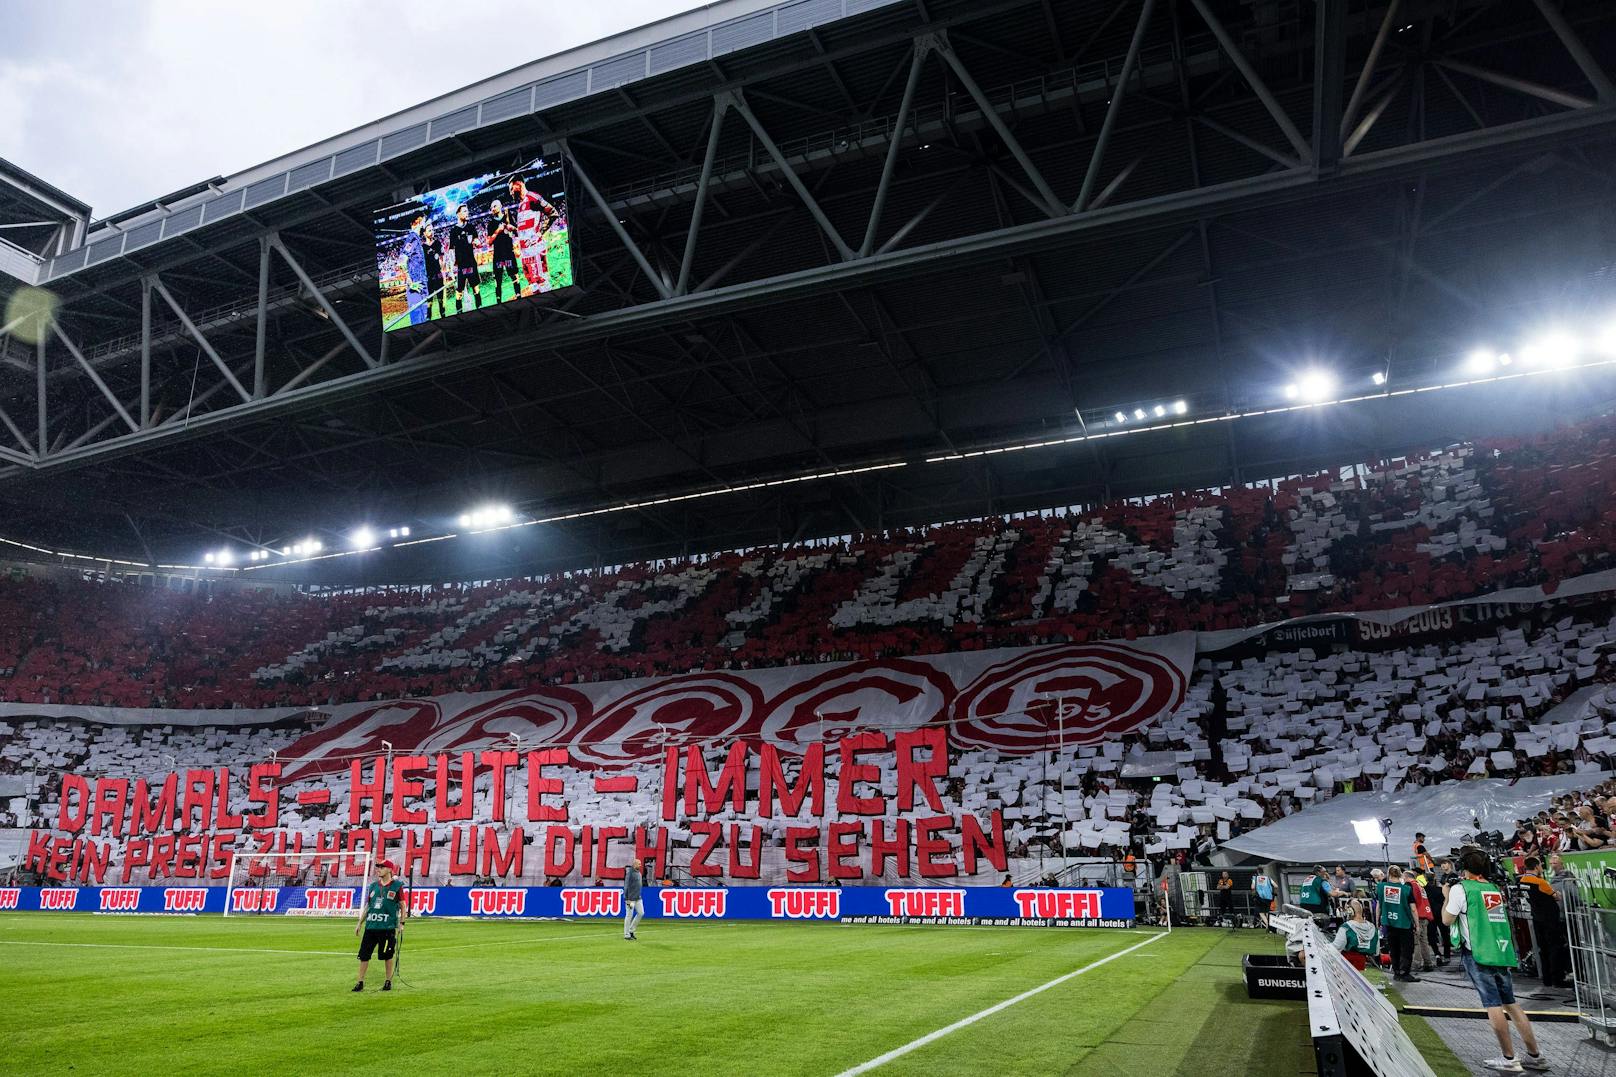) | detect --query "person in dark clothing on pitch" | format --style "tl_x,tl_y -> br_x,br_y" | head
450,203 -> 482,313
486,199 -> 521,302
1519,856 -> 1571,988
1425,861 -> 1451,963
421,219 -> 447,319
